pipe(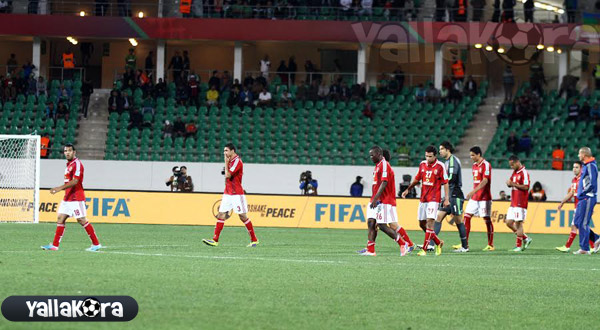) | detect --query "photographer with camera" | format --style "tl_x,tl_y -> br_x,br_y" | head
166,166 -> 181,192
178,166 -> 194,192
299,170 -> 318,196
